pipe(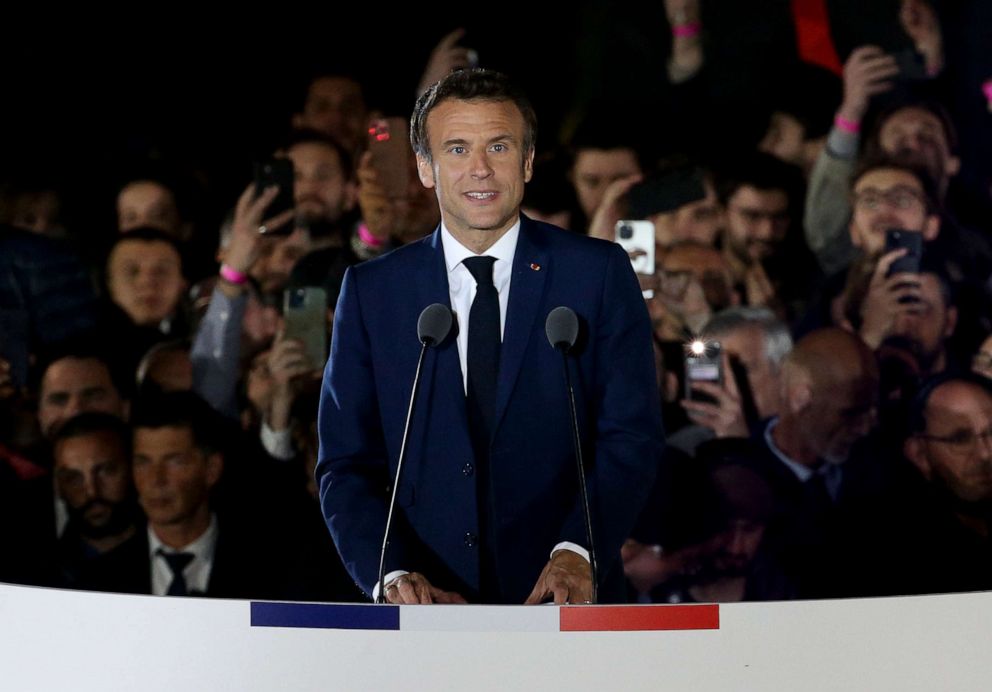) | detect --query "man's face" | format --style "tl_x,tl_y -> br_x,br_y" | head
651,181 -> 723,248
107,239 -> 186,326
286,142 -> 352,227
877,107 -> 958,186
661,244 -> 735,313
133,426 -> 220,530
296,76 -> 367,153
719,324 -> 782,419
709,519 -> 765,577
54,431 -> 132,538
805,370 -> 878,465
915,382 -> 992,503
417,99 -> 534,242
889,273 -> 955,374
117,181 -> 182,236
724,186 -> 790,263
39,358 -> 125,437
250,227 -> 311,294
570,147 -> 641,219
849,167 -> 938,255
